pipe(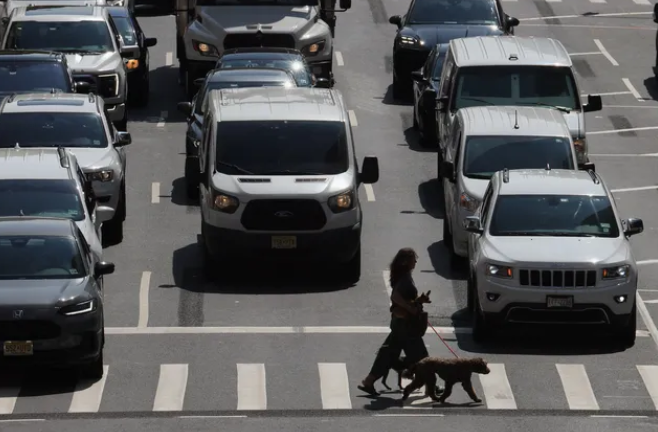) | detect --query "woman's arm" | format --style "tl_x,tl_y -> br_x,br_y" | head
391,289 -> 419,315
